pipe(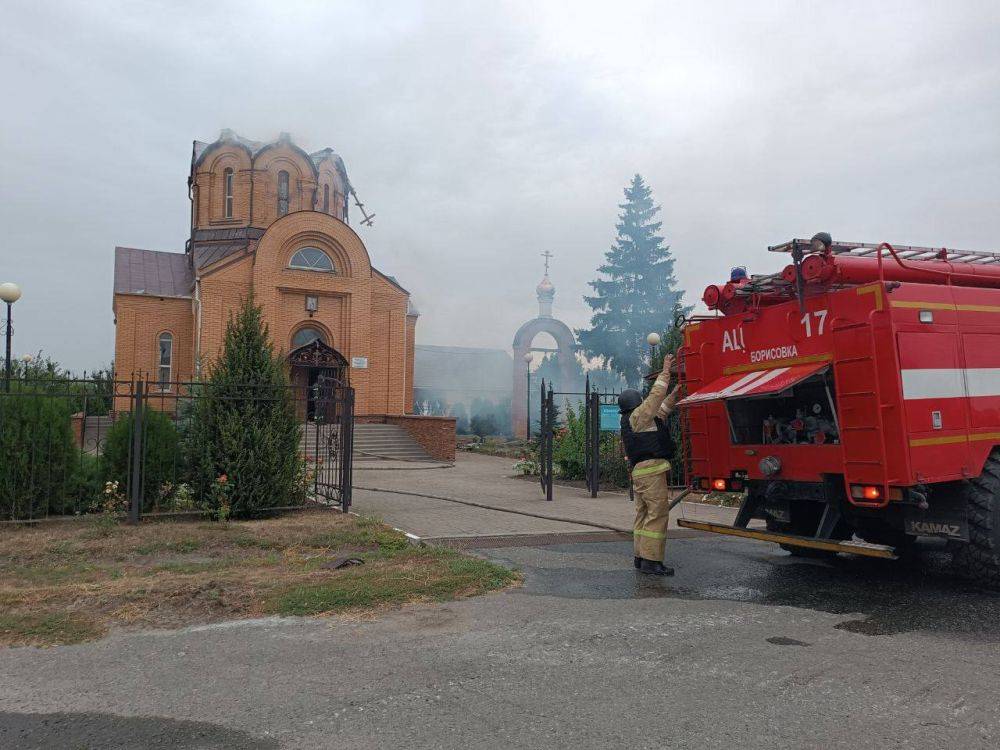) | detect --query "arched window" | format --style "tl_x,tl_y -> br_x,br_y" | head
323,184 -> 330,213
289,246 -> 335,272
223,168 -> 234,218
158,333 -> 173,388
291,327 -> 326,349
277,170 -> 289,216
